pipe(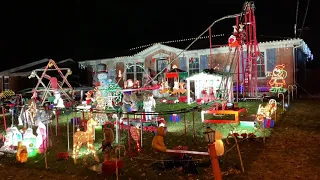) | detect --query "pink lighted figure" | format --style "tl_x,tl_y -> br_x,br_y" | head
35,120 -> 47,153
